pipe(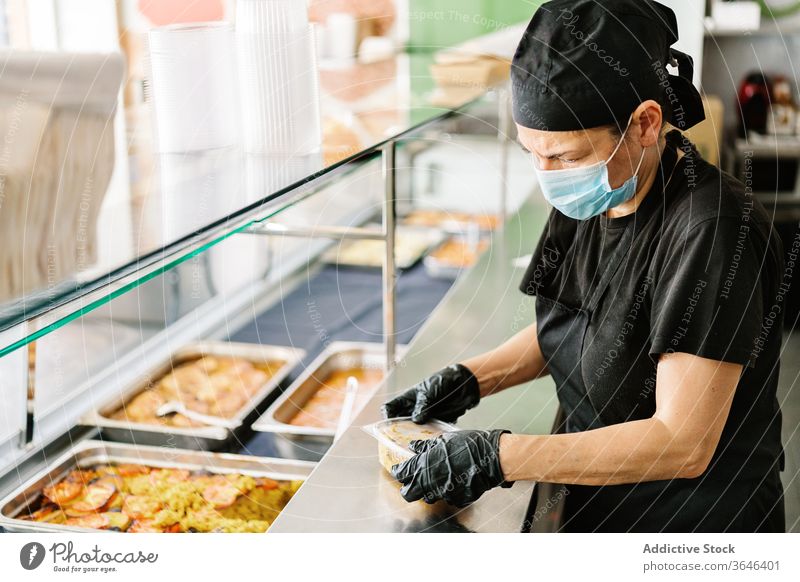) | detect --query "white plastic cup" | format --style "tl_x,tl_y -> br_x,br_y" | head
235,0 -> 308,35
236,24 -> 322,154
326,12 -> 358,60
148,22 -> 239,153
